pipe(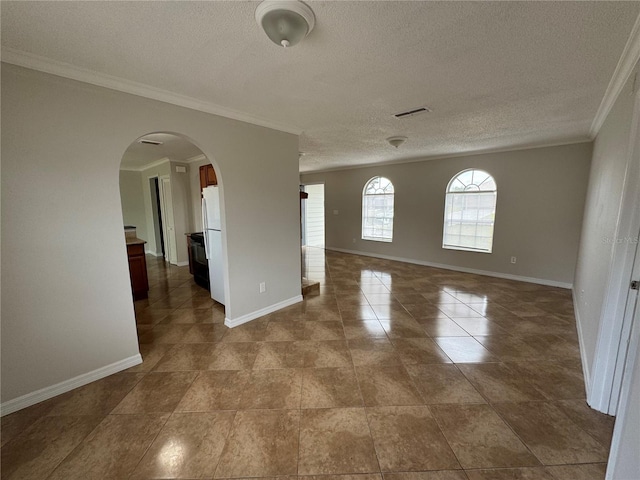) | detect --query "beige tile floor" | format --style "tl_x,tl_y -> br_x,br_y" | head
1,248 -> 616,479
